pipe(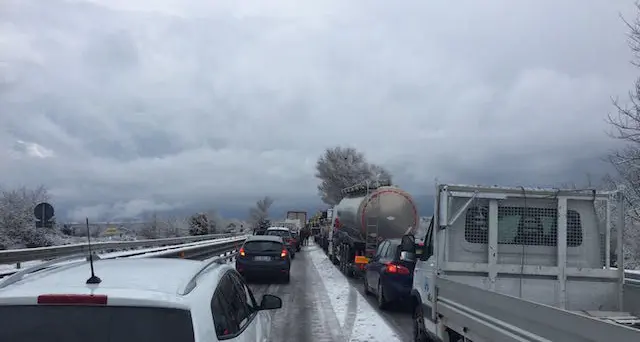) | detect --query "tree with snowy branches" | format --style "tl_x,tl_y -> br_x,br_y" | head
0,185 -> 55,248
188,212 -> 210,236
315,146 -> 393,205
606,3 -> 640,268
249,196 -> 274,229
